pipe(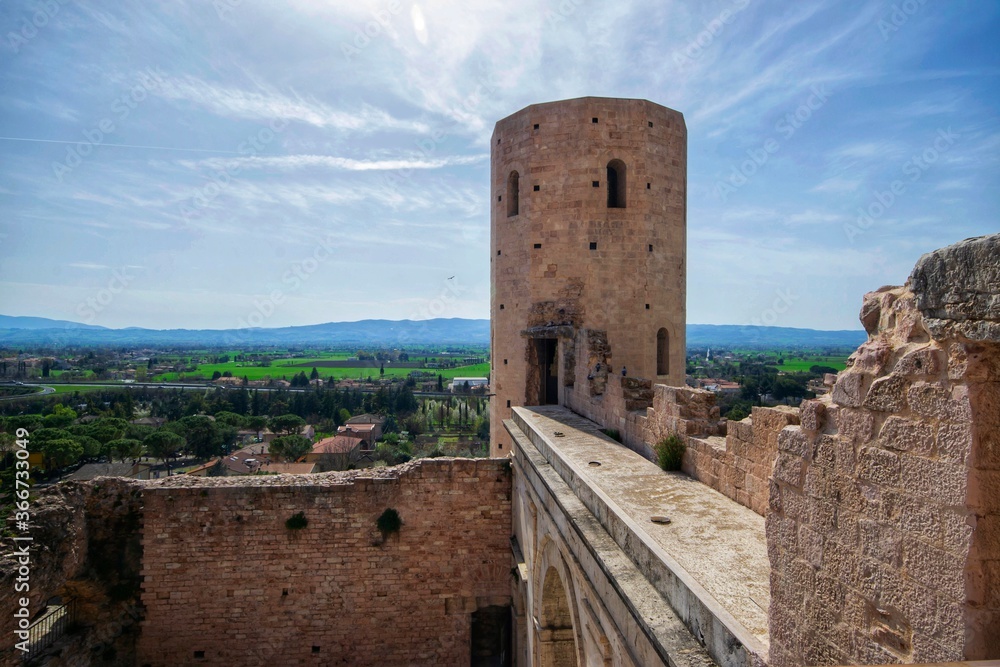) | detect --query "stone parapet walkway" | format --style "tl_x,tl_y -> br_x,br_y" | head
511,405 -> 770,663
